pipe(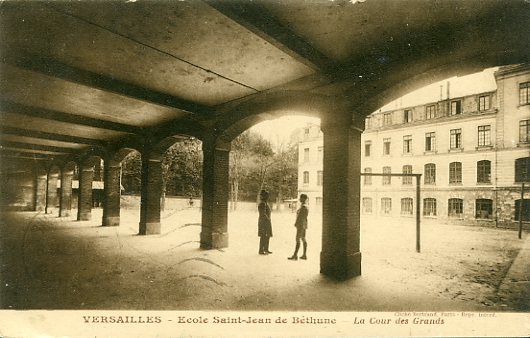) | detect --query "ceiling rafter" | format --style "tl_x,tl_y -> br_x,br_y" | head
0,149 -> 56,161
5,54 -> 213,116
0,100 -> 142,135
208,1 -> 338,78
0,126 -> 109,147
0,140 -> 79,154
